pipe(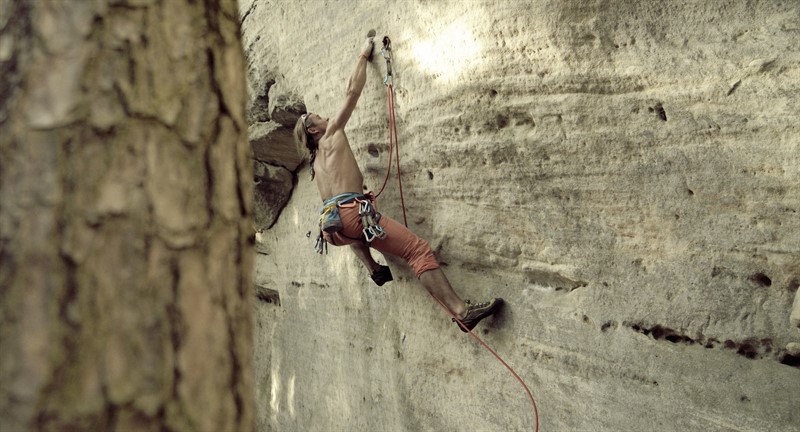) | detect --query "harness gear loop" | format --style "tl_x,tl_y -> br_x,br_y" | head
314,231 -> 328,255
